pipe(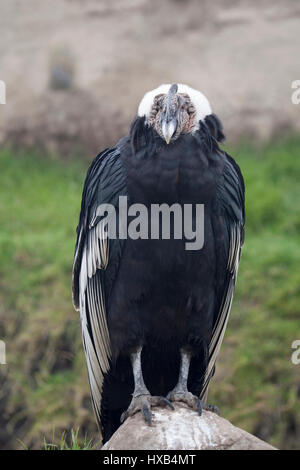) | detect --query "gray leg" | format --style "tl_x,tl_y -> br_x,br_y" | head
167,349 -> 203,415
131,346 -> 149,396
120,346 -> 174,425
167,348 -> 220,416
171,349 -> 191,395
